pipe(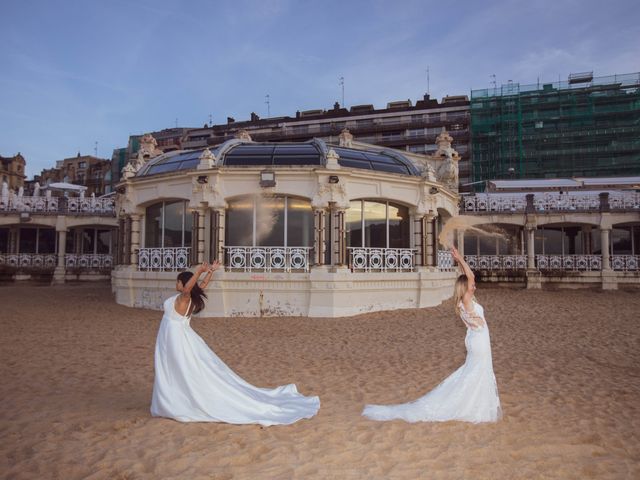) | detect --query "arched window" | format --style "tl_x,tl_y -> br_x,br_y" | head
346,200 -> 410,248
145,200 -> 192,248
225,195 -> 313,247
